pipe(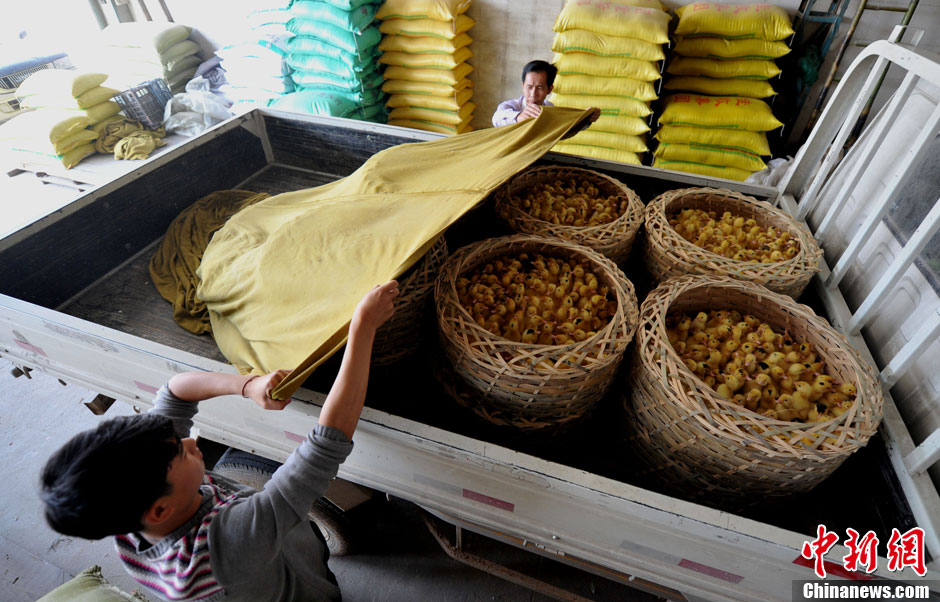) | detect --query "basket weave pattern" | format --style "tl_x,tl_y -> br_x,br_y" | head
643,187 -> 822,298
494,166 -> 645,265
435,235 -> 638,430
373,236 -> 448,365
626,275 -> 883,505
